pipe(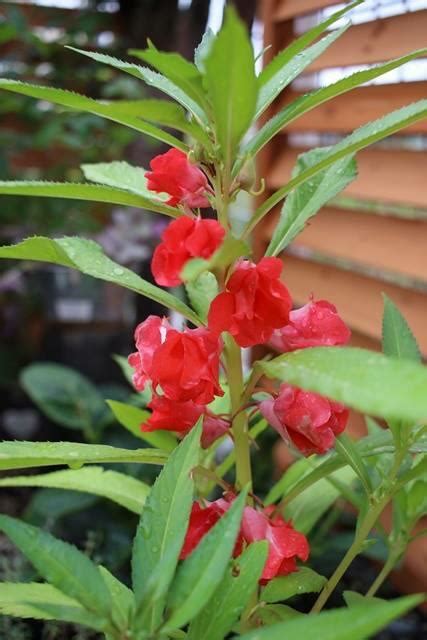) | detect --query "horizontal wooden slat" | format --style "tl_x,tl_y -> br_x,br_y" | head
308,11 -> 427,70
268,148 -> 427,208
281,254 -> 427,354
279,83 -> 427,134
262,206 -> 427,281
274,0 -> 342,21
0,2 -> 112,26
